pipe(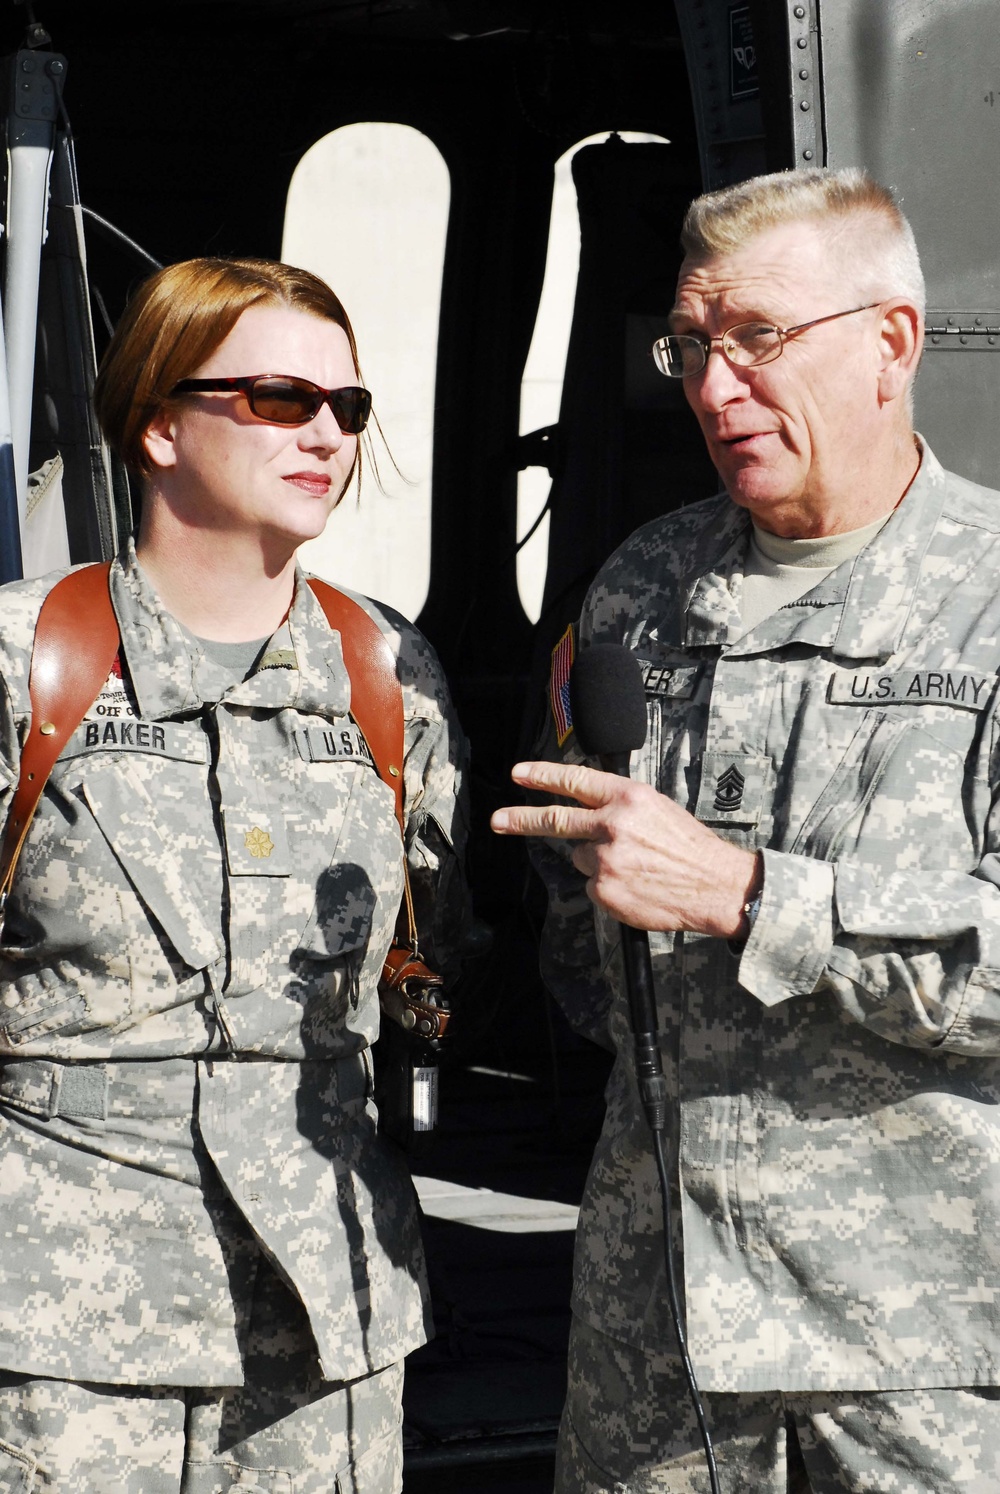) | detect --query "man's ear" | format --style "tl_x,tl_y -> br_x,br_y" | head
141,407 -> 179,471
876,299 -> 923,405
